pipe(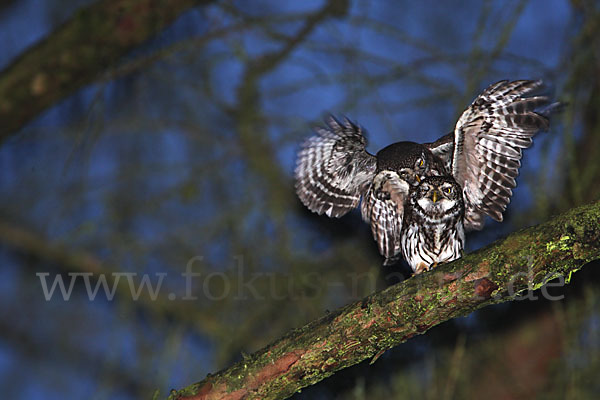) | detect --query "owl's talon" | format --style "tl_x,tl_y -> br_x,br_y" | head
414,262 -> 429,274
